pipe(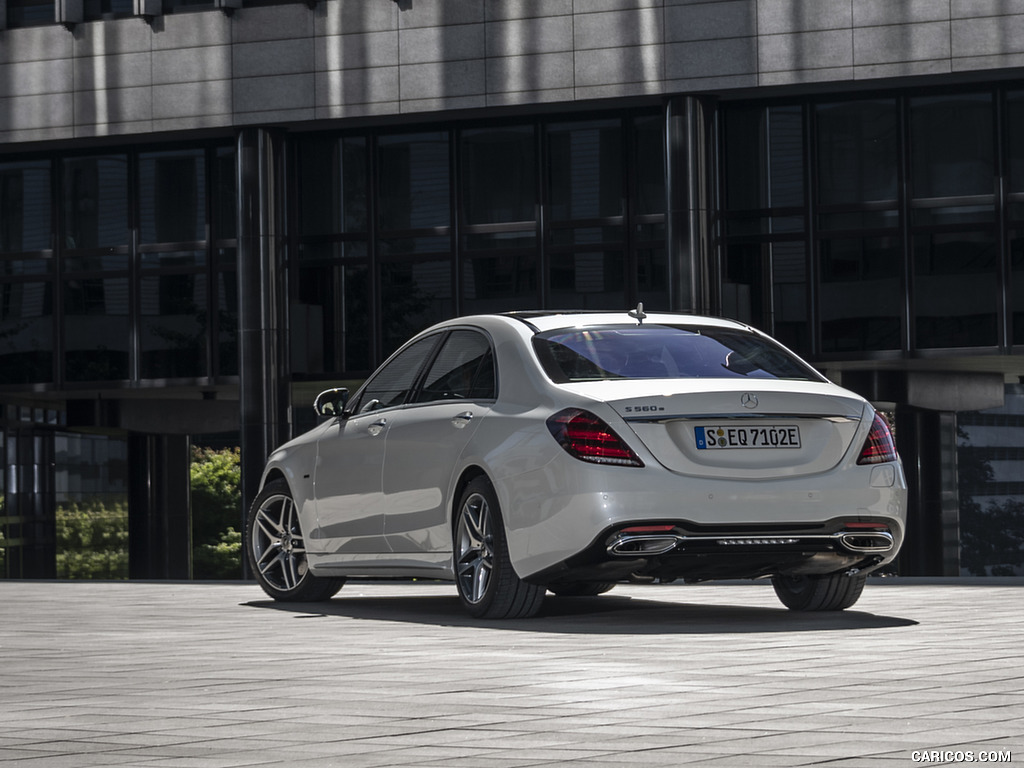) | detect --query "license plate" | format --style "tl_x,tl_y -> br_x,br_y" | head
695,425 -> 801,450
